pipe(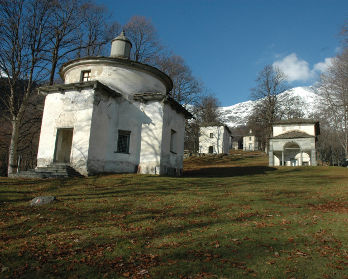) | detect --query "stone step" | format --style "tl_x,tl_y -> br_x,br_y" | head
14,165 -> 83,178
